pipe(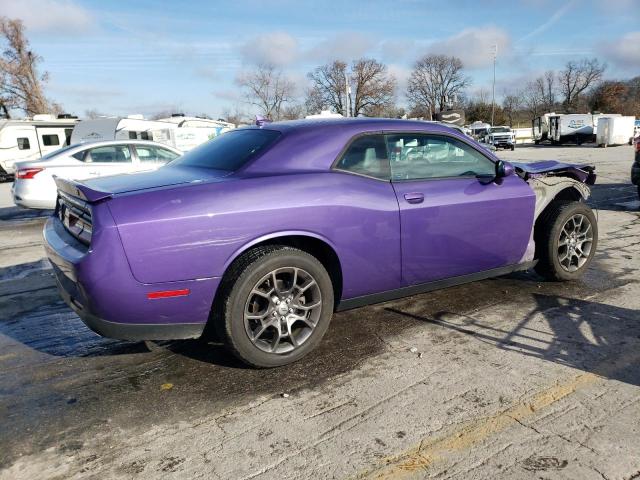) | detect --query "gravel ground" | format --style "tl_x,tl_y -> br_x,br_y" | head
0,144 -> 638,480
